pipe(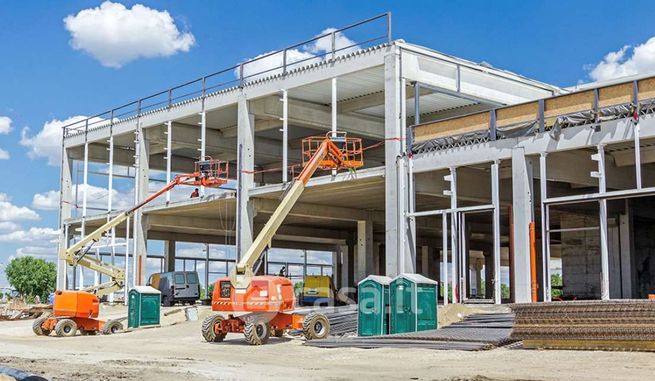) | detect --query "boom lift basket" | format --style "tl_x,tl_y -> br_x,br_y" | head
193,158 -> 229,187
302,132 -> 363,171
